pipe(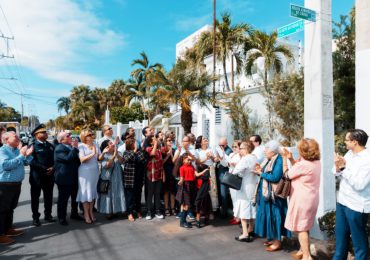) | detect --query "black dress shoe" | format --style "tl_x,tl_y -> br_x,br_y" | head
70,214 -> 84,221
33,219 -> 41,227
44,216 -> 56,223
59,219 -> 69,226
